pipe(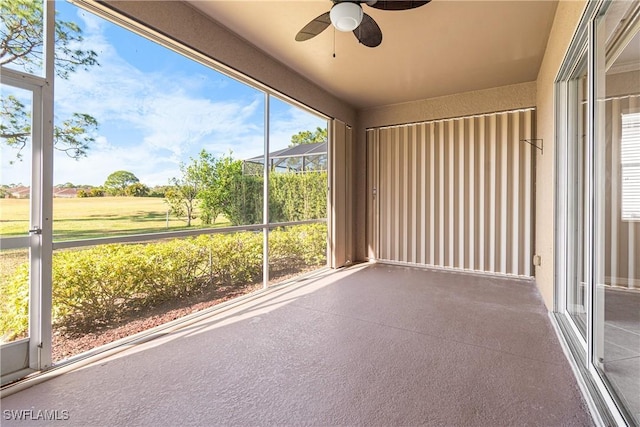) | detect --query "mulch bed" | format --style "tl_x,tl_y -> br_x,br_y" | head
51,269 -> 311,362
